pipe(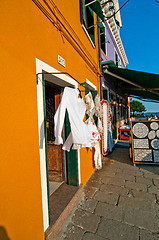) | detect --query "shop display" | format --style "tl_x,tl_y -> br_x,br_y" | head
133,139 -> 149,149
134,149 -> 152,162
153,150 -> 159,162
132,122 -> 149,138
148,130 -> 156,140
131,120 -> 159,165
